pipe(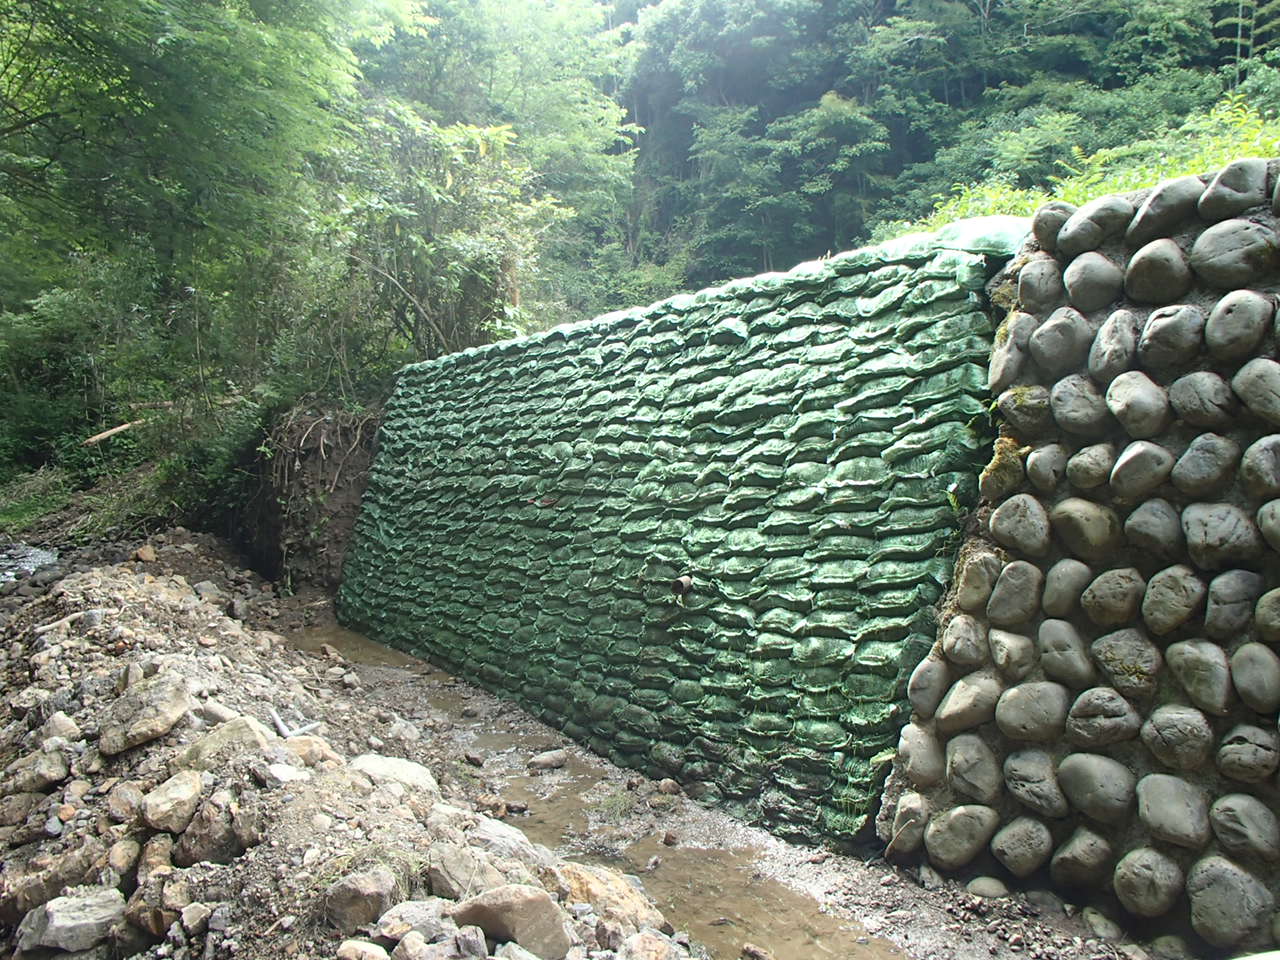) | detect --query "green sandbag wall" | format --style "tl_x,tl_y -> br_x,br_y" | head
338,220 -> 1027,842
